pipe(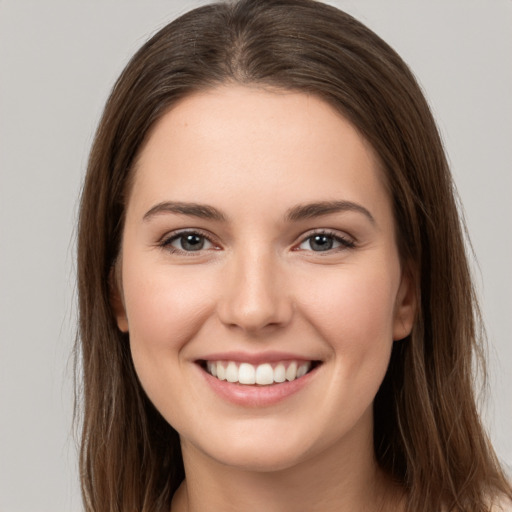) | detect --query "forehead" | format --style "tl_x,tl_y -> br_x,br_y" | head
128,85 -> 390,222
